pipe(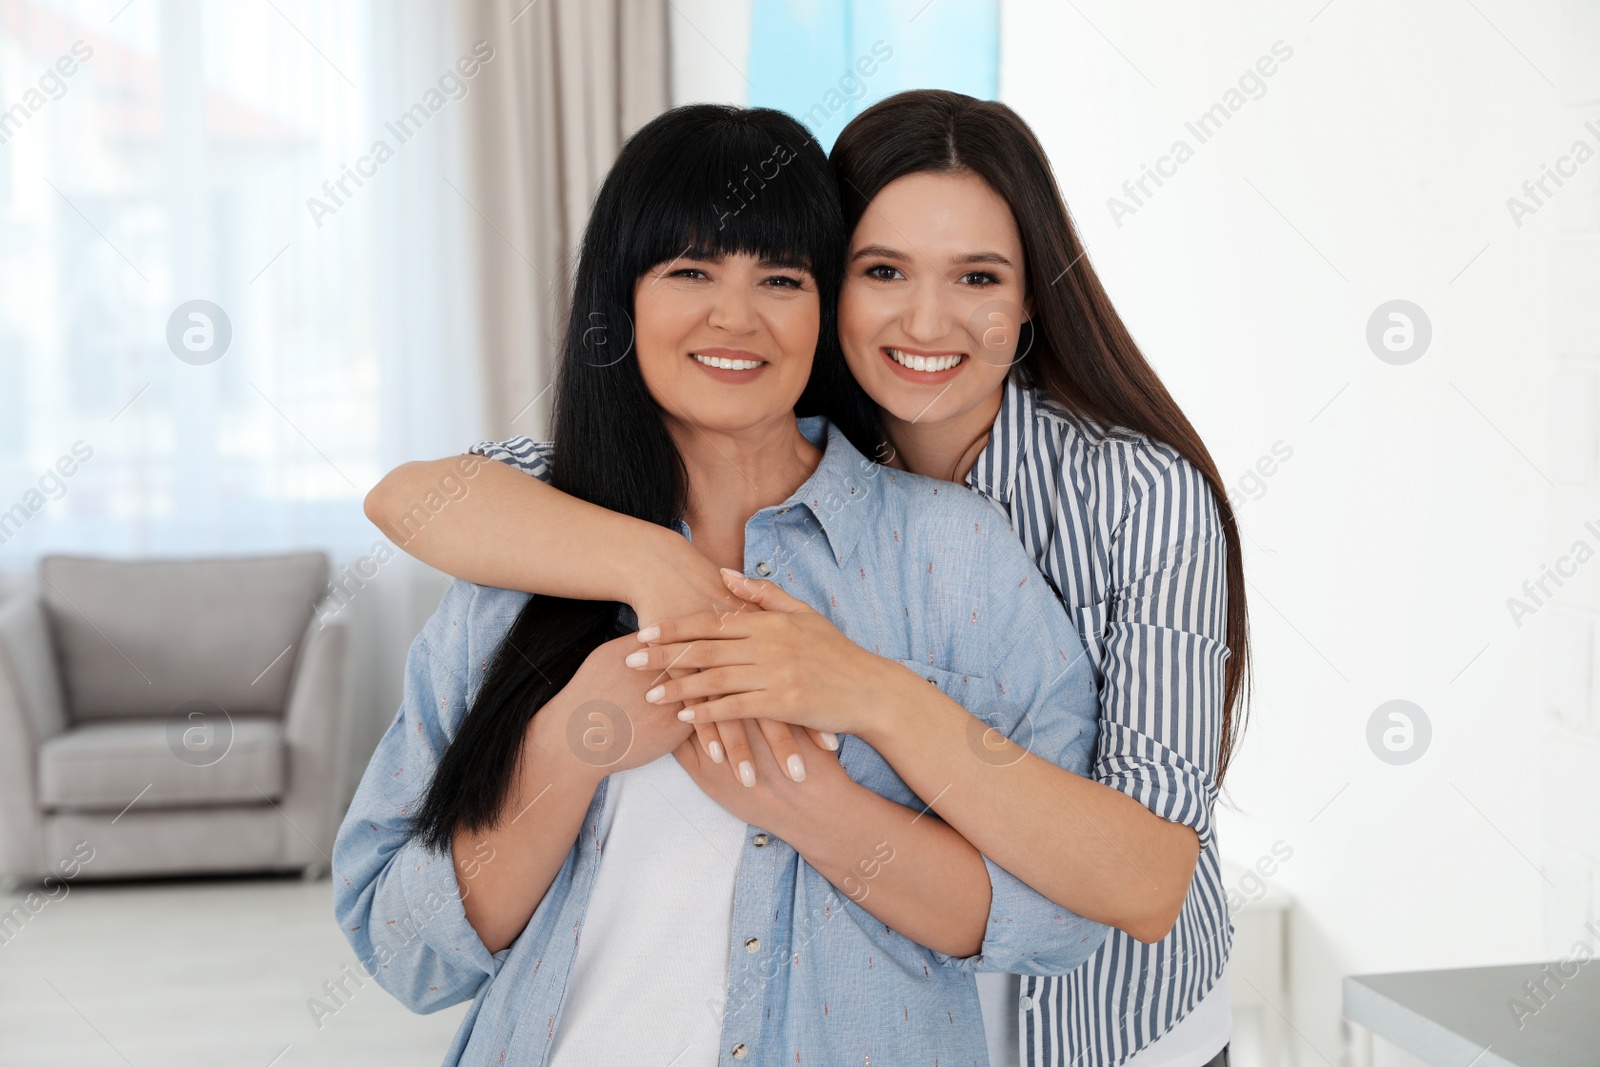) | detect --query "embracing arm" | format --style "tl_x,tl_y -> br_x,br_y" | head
842,456 -> 1228,944
647,449 -> 1229,946
365,451 -> 720,612
863,676 -> 1199,944
366,446 -> 832,784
